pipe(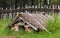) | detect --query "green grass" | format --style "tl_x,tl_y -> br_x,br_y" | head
0,14 -> 60,38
